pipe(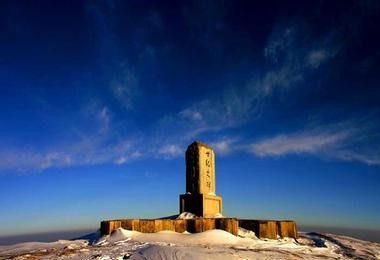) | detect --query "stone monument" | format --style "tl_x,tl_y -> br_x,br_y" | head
100,141 -> 298,239
179,141 -> 223,217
